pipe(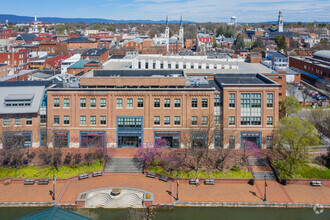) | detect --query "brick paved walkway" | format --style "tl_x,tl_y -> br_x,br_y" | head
0,174 -> 329,205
